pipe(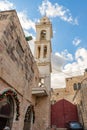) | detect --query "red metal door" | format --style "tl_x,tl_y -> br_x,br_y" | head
51,99 -> 78,128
